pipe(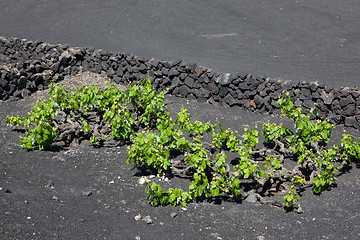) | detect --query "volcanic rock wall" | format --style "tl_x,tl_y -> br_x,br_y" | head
1,36 -> 359,129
